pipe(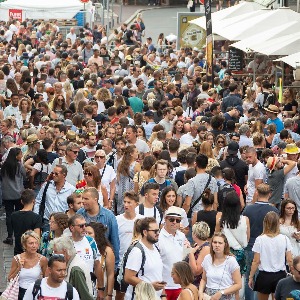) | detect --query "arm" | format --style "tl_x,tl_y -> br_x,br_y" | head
40,256 -> 48,277
286,250 -> 293,270
245,216 -> 250,243
239,189 -> 245,211
191,211 -> 197,226
283,159 -> 296,176
34,228 -> 41,238
182,195 -> 192,214
105,247 -> 115,298
101,185 -> 109,208
188,246 -> 210,276
199,269 -> 207,298
109,179 -> 116,205
8,257 -> 20,280
215,268 -> 242,298
248,252 -> 260,289
213,192 -> 218,211
94,260 -> 104,300
124,268 -> 142,287
29,168 -> 39,189
215,212 -> 222,233
108,215 -> 120,269
24,157 -> 35,171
